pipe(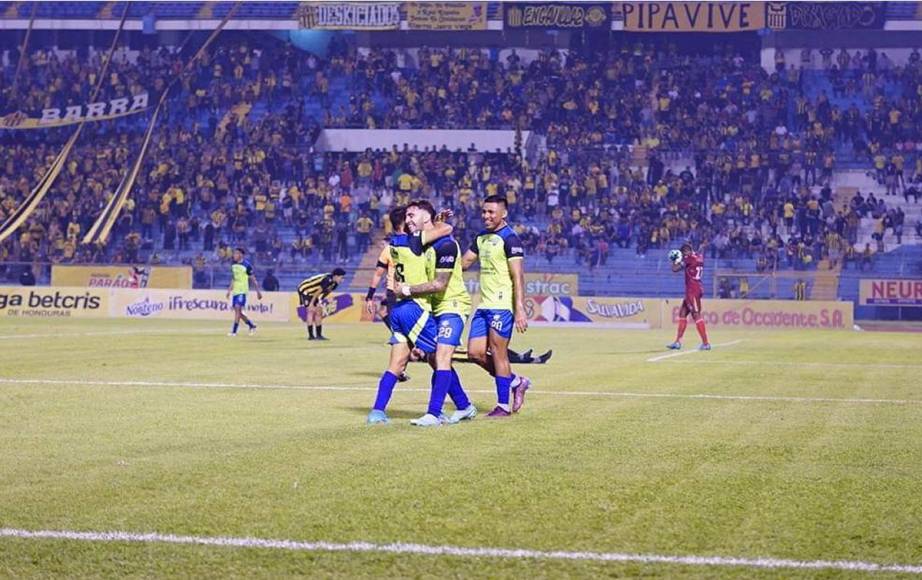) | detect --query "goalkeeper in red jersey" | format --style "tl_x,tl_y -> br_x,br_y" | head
667,243 -> 711,351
